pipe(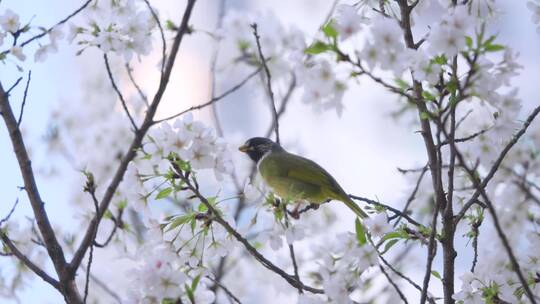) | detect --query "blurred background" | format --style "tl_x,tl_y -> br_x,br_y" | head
1,0 -> 539,302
